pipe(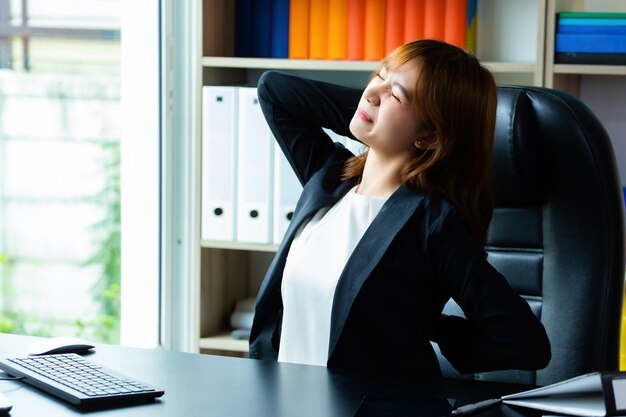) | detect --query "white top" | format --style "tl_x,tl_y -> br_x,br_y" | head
278,186 -> 387,366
